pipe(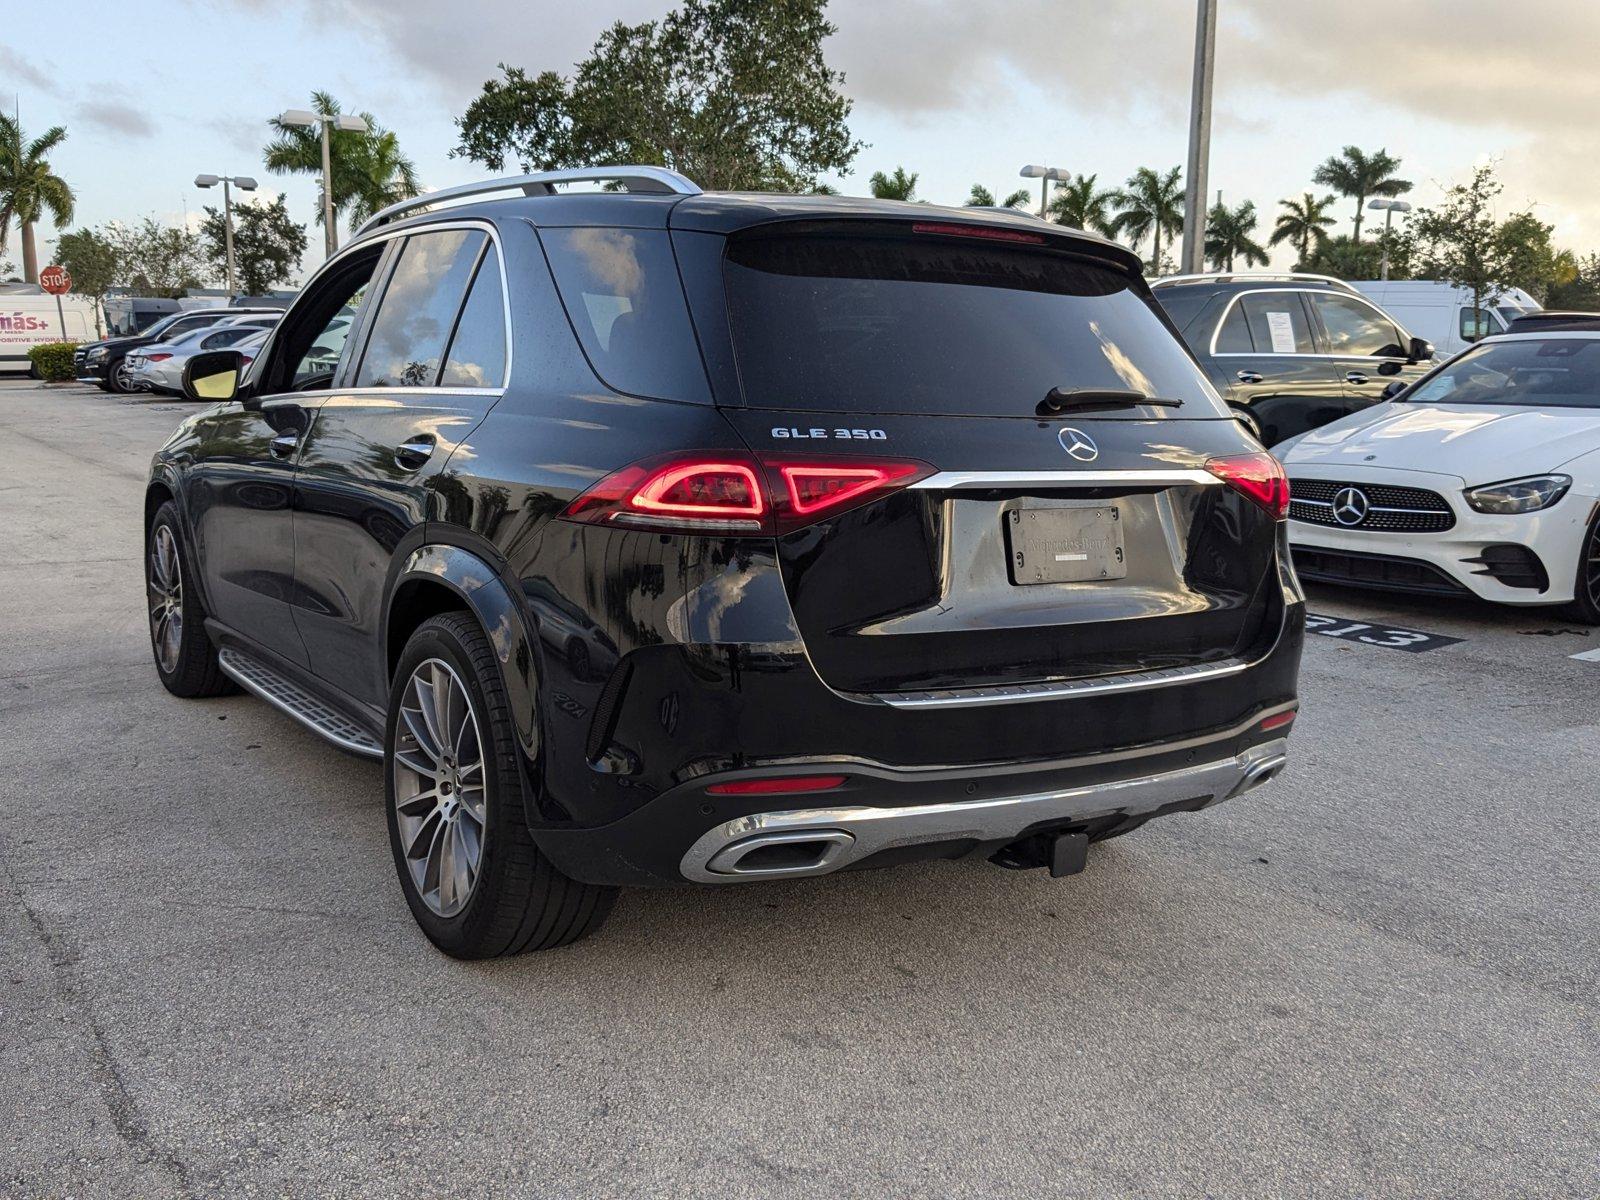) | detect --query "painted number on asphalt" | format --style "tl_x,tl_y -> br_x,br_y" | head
1305,613 -> 1464,653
